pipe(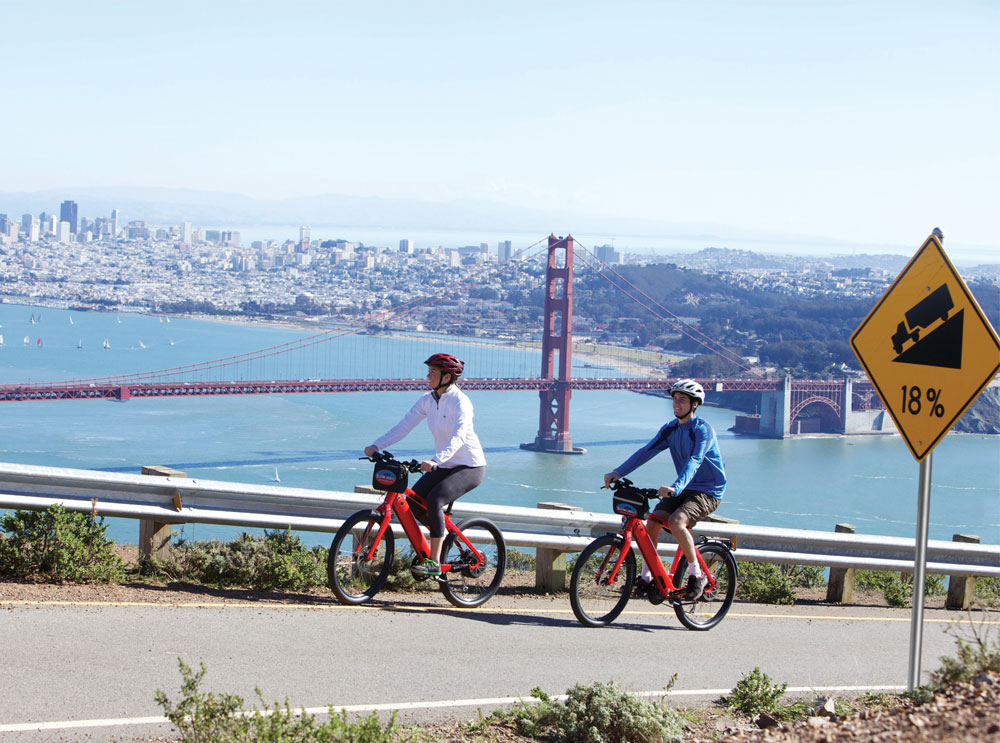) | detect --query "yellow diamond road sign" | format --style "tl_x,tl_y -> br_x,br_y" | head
851,233 -> 1000,461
